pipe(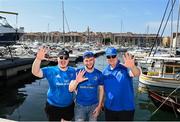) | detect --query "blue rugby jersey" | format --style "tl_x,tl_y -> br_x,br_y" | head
42,66 -> 76,107
102,60 -> 135,111
76,67 -> 103,106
